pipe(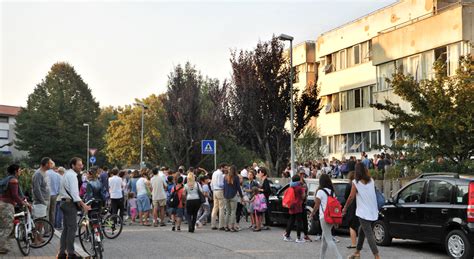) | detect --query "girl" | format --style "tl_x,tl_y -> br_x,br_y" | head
311,174 -> 342,259
250,186 -> 266,232
128,192 -> 137,224
243,170 -> 259,229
